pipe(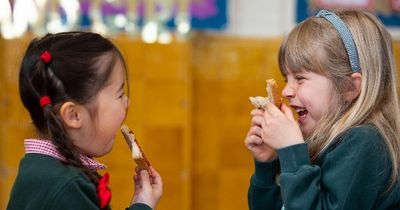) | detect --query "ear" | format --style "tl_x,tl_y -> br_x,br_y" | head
344,72 -> 362,102
59,102 -> 84,129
